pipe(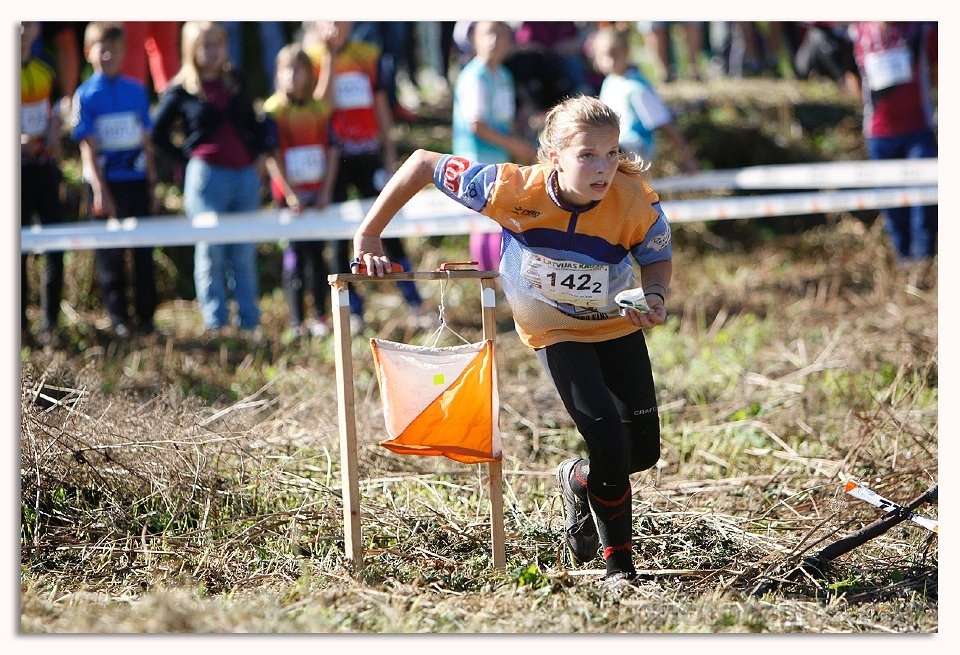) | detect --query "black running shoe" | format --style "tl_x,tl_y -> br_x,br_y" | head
556,457 -> 600,564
